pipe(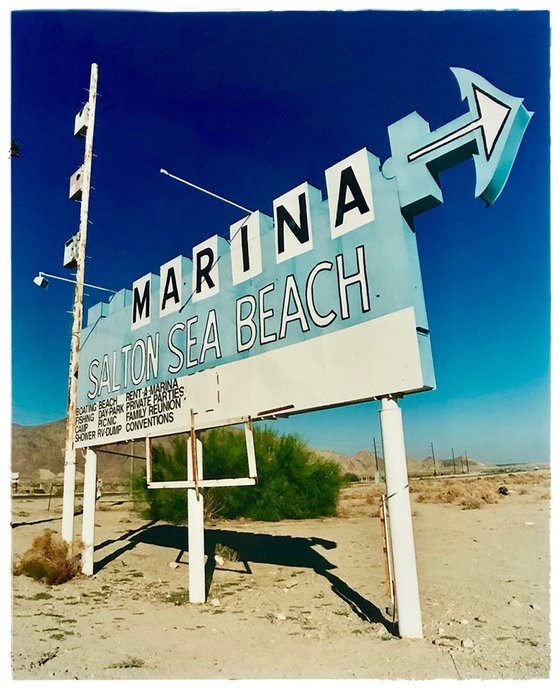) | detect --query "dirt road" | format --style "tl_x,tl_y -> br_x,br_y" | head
10,471 -> 551,680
